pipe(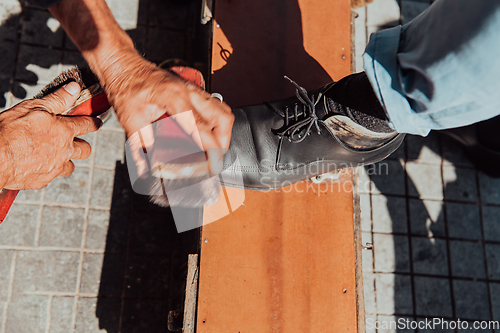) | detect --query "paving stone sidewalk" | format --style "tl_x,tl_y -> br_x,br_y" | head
353,1 -> 500,332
